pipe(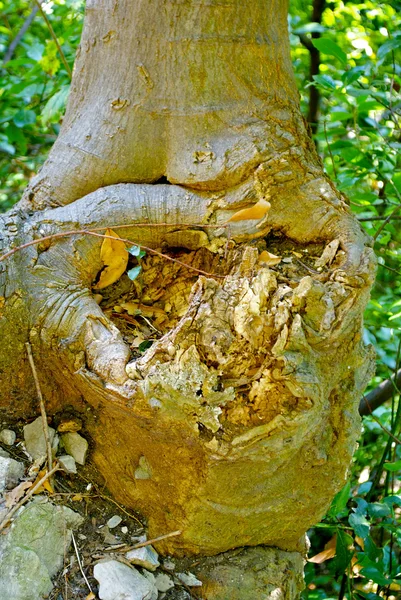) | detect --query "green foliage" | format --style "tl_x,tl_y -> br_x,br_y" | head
290,4 -> 401,596
0,0 -> 84,211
